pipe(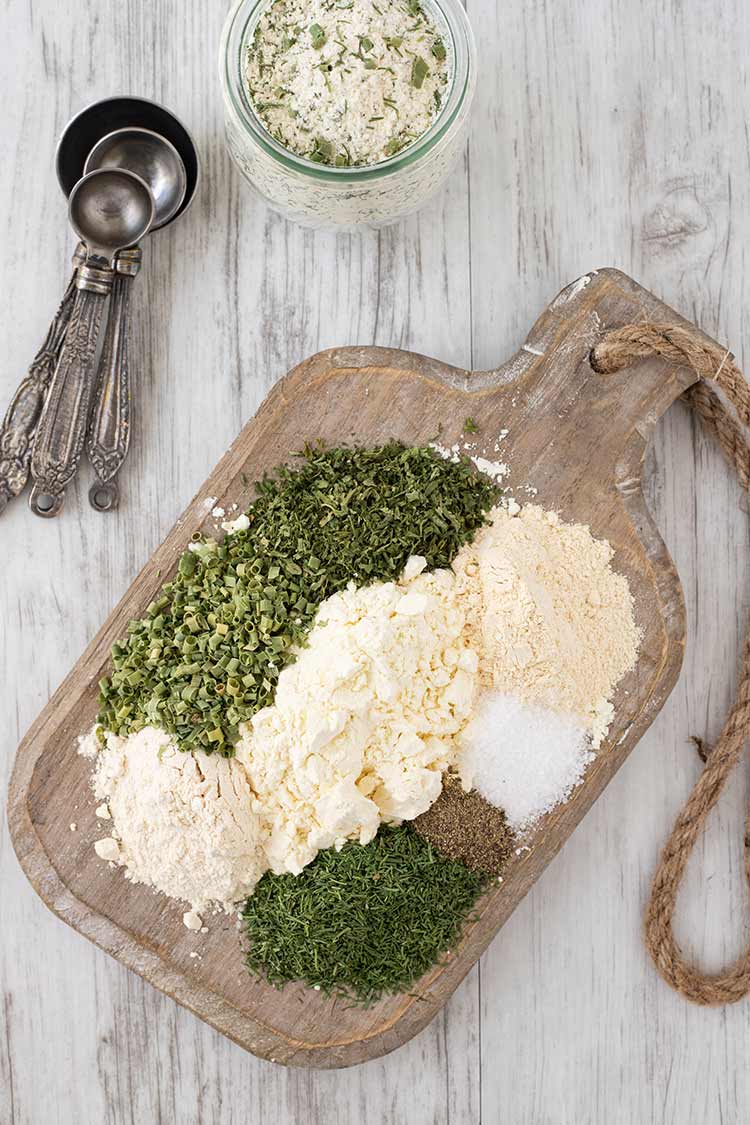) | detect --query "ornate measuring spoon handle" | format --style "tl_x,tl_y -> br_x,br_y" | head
86,247 -> 143,511
29,258 -> 114,518
0,243 -> 86,514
